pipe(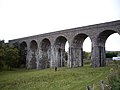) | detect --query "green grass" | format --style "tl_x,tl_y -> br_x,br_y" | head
0,65 -> 114,90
